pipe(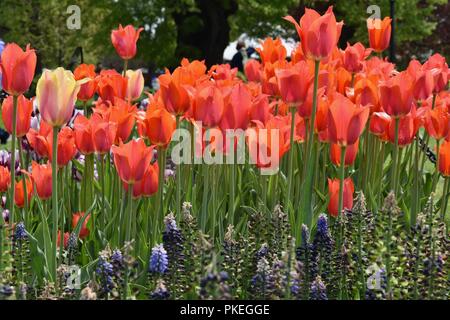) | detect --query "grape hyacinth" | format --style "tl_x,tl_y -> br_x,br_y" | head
14,222 -> 27,241
310,276 -> 327,300
149,244 -> 168,275
96,253 -> 114,297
